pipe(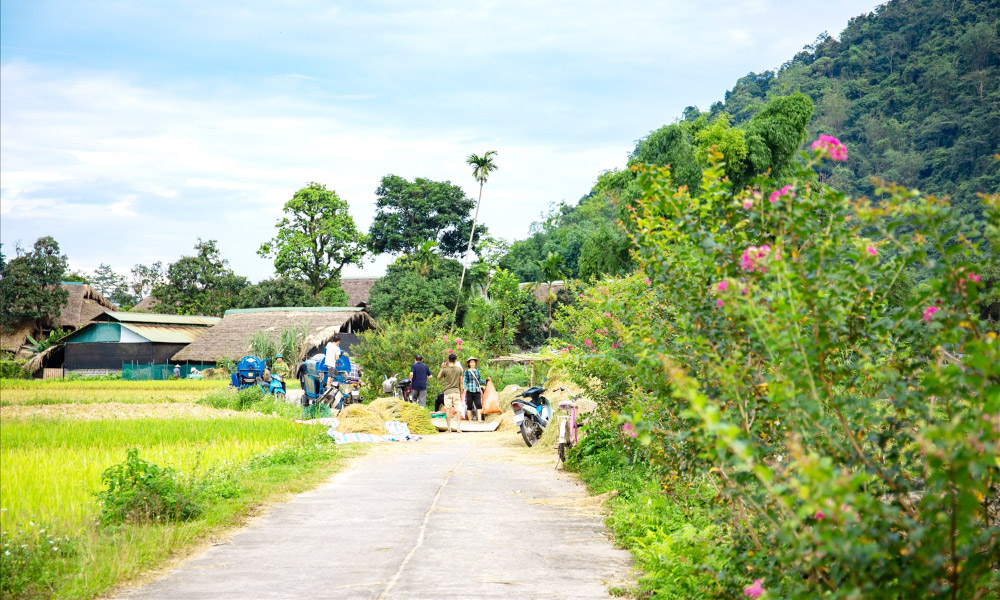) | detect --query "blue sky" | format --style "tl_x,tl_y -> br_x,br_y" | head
1,0 -> 881,281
